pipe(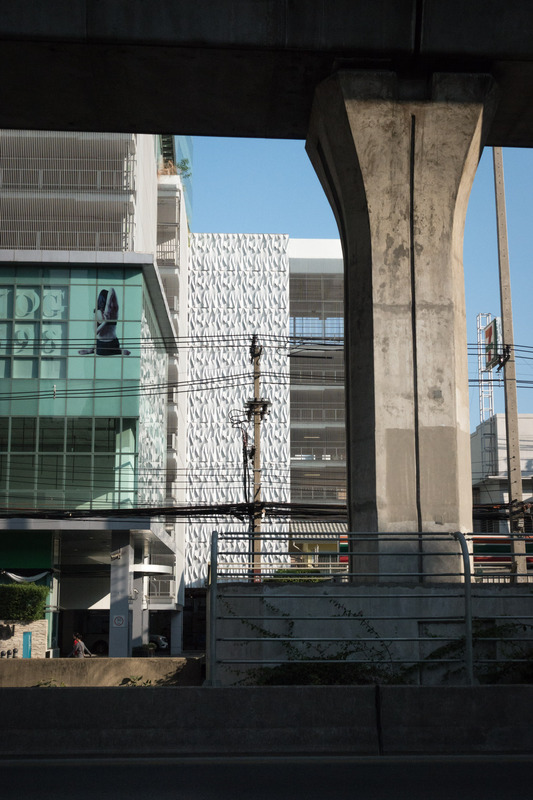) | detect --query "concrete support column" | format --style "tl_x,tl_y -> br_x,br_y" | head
109,531 -> 132,657
131,573 -> 149,650
170,610 -> 183,656
306,72 -> 495,575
